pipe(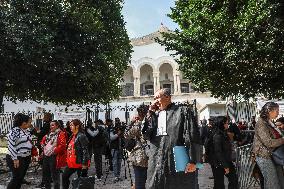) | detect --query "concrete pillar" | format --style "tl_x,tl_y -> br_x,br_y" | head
174,72 -> 181,95
133,71 -> 140,97
153,71 -> 160,93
